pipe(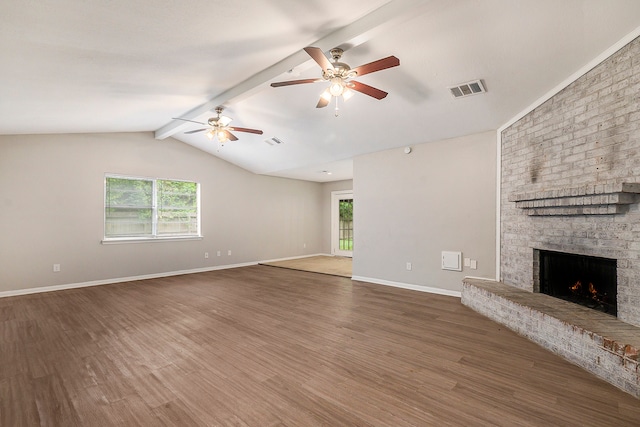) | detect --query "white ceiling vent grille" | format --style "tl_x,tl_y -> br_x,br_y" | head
264,137 -> 284,146
448,80 -> 486,98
